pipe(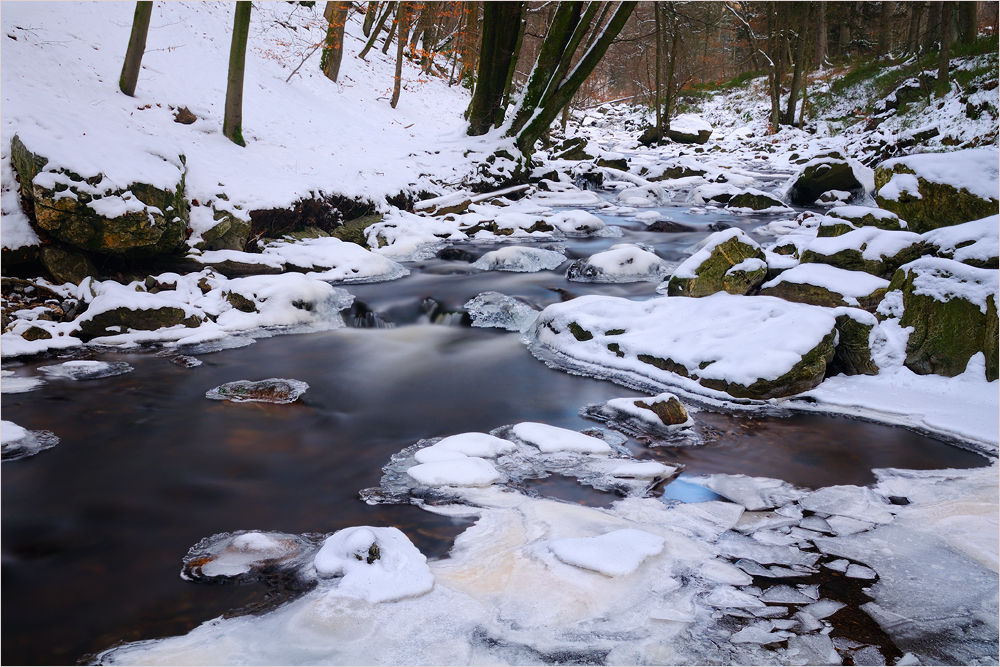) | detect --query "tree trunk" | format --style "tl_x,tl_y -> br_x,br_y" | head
466,1 -> 524,135
799,67 -> 808,129
362,1 -> 379,37
419,2 -> 440,73
784,3 -> 808,125
499,3 -> 527,116
460,1 -> 480,88
924,1 -> 942,50
837,13 -> 851,57
937,1 -> 953,95
320,1 -> 352,82
382,9 -> 400,53
391,2 -> 411,108
877,1 -> 893,56
907,2 -> 924,54
119,1 -> 153,97
664,8 -> 679,133
512,1 -> 638,153
814,1 -> 827,66
958,1 -> 979,44
359,1 -> 396,60
654,2 -> 662,141
223,1 -> 251,147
